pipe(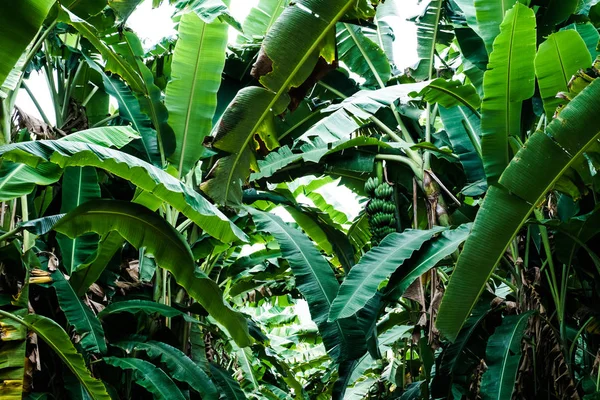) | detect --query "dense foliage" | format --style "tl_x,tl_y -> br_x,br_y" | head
1,0 -> 600,399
